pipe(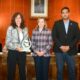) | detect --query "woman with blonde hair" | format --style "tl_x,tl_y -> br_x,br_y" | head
31,17 -> 52,80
